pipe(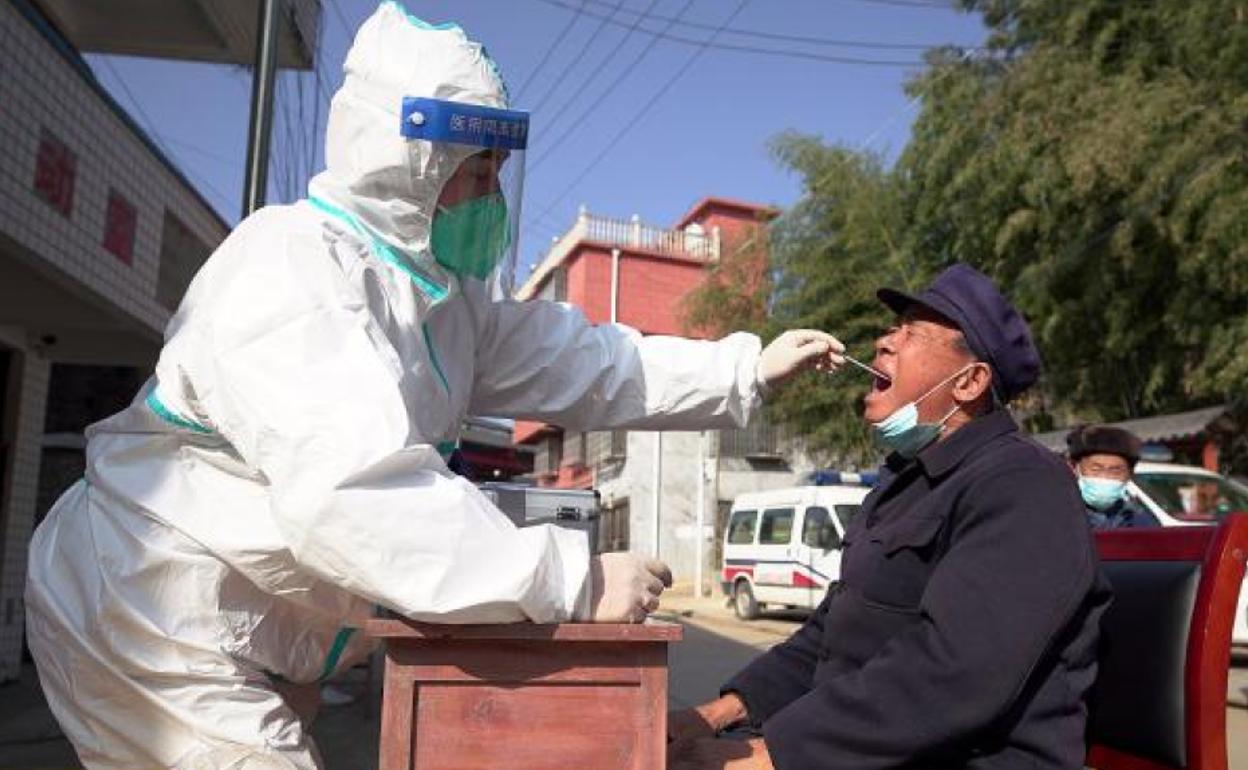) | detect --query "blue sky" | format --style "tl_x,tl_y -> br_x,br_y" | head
85,0 -> 986,274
